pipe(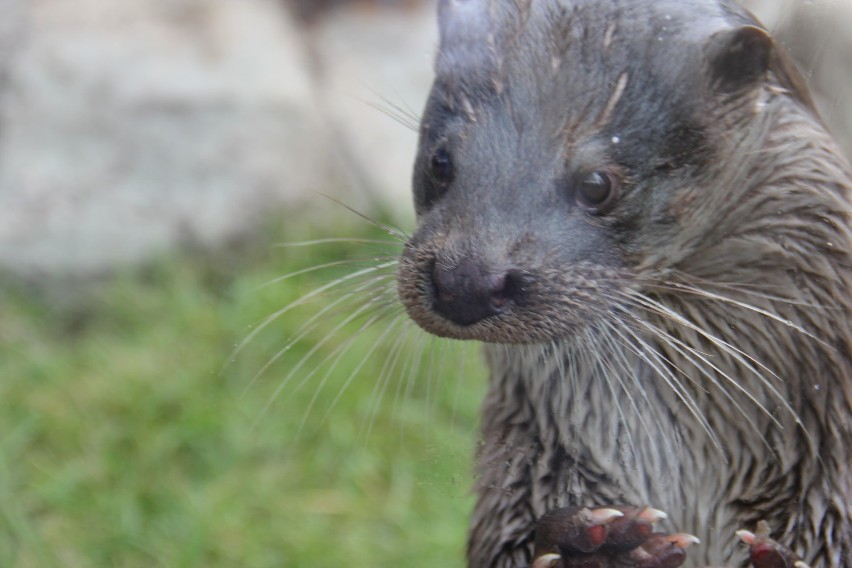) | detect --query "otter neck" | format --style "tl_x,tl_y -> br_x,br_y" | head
476,323 -> 827,565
